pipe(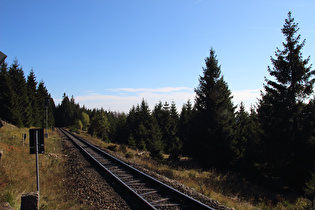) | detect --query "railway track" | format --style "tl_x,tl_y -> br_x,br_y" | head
58,128 -> 216,210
